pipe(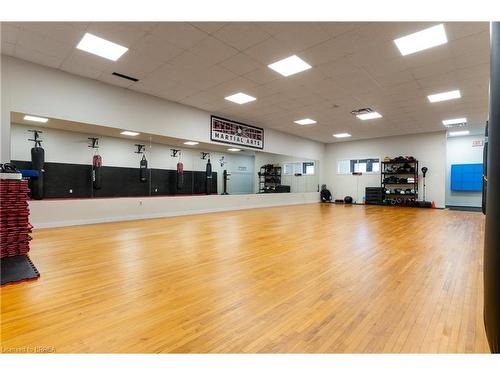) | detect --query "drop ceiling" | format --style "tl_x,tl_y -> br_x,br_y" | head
1,22 -> 490,143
